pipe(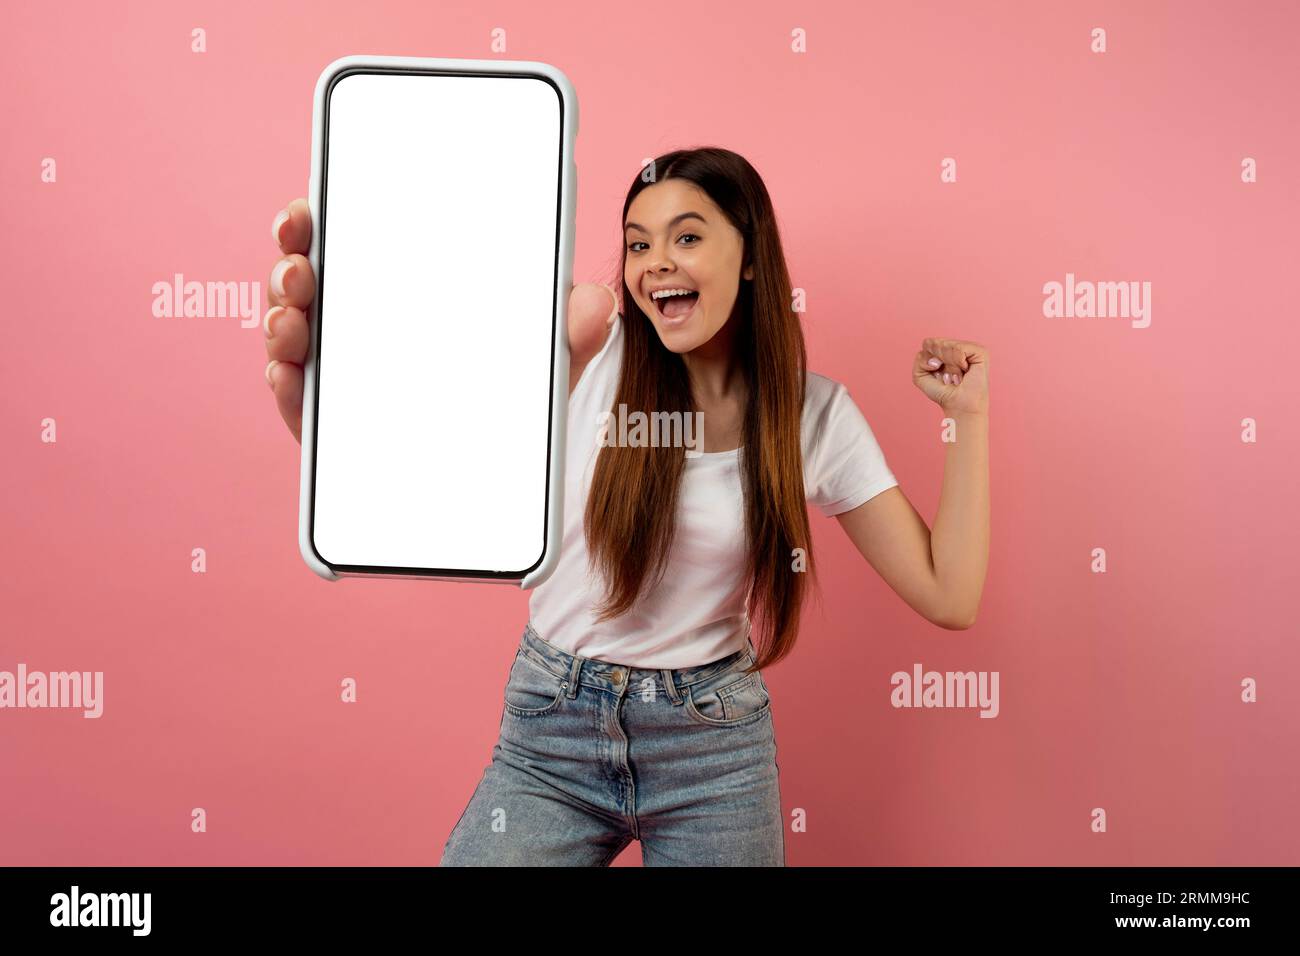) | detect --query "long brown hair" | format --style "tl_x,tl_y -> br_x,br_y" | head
583,147 -> 817,673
